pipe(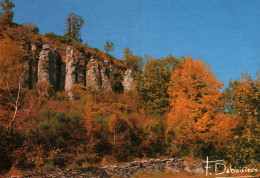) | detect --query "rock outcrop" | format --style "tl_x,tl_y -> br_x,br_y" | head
37,45 -> 52,83
37,45 -> 64,91
64,47 -> 78,92
64,46 -> 87,92
19,41 -> 134,94
101,60 -> 115,91
85,56 -> 101,90
86,57 -> 115,91
122,69 -> 135,91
